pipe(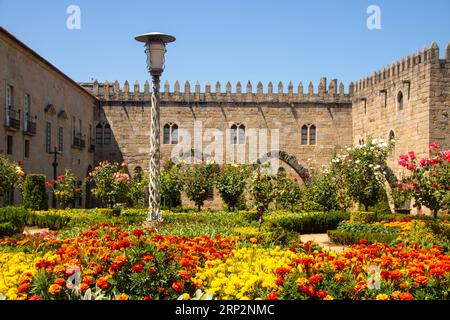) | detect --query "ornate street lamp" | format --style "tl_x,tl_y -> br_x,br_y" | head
135,32 -> 176,222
